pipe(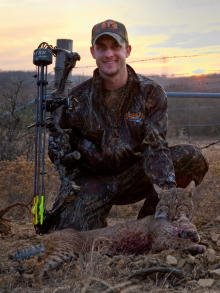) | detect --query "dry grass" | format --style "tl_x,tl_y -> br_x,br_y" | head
0,141 -> 220,292
0,157 -> 59,219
